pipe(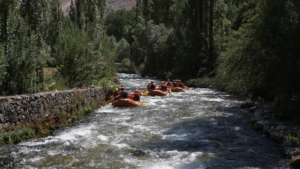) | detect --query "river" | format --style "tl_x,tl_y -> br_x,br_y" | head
0,74 -> 291,168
